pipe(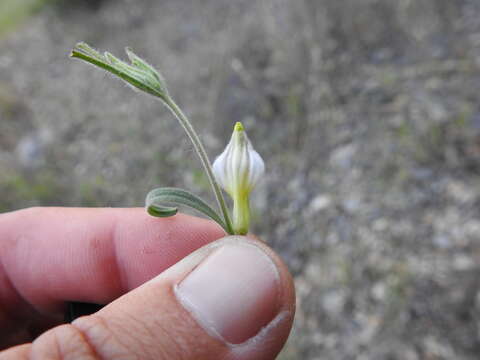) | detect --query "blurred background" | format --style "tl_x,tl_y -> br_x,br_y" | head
1,0 -> 480,358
